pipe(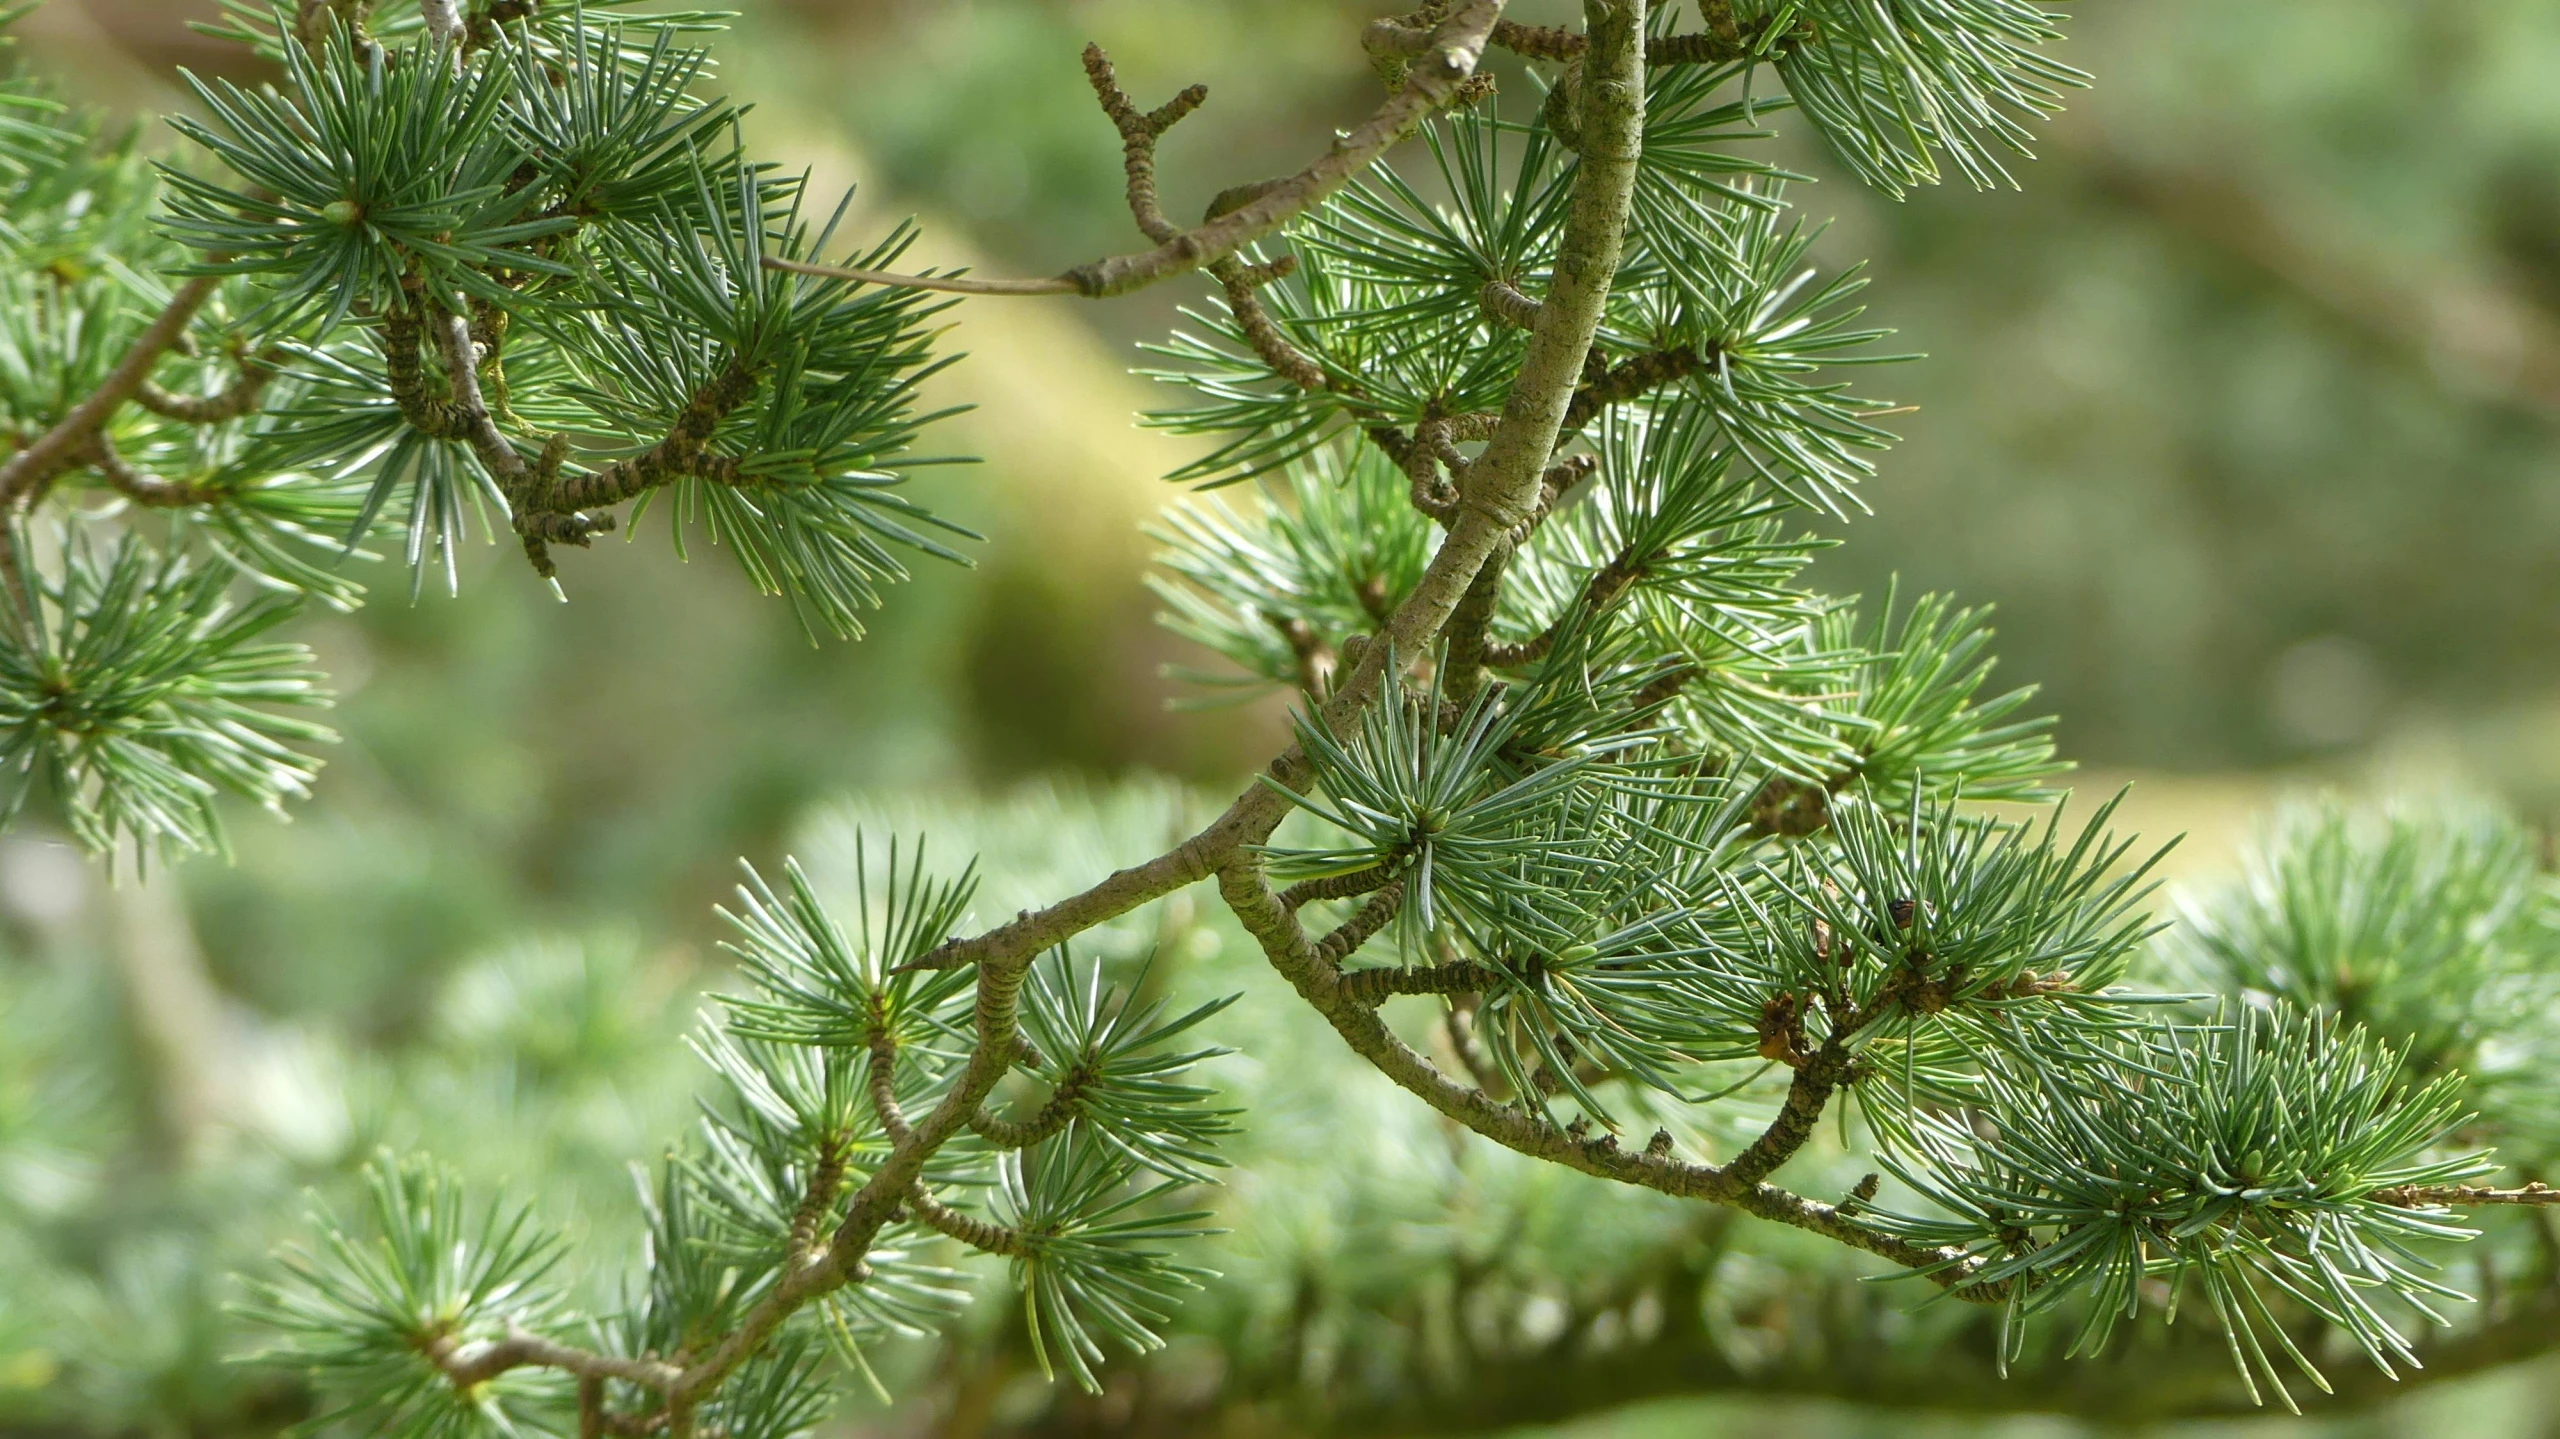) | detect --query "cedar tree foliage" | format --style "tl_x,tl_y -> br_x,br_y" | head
0,1 -> 2547,1435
